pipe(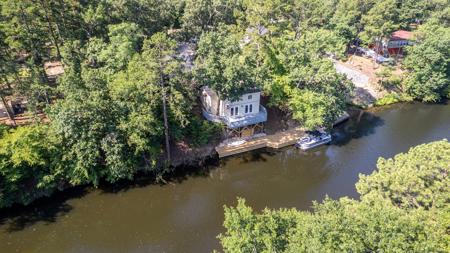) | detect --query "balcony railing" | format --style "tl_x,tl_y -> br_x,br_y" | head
202,105 -> 267,129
